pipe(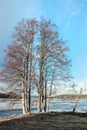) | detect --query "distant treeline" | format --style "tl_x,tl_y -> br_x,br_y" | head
1,93 -> 87,99
0,92 -> 21,99
0,93 -> 9,98
51,94 -> 87,99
